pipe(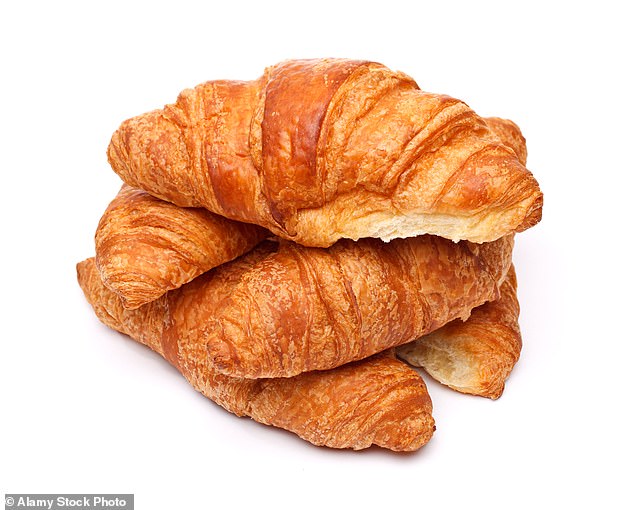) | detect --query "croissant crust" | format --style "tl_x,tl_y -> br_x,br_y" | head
108,59 -> 542,246
95,184 -> 268,309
